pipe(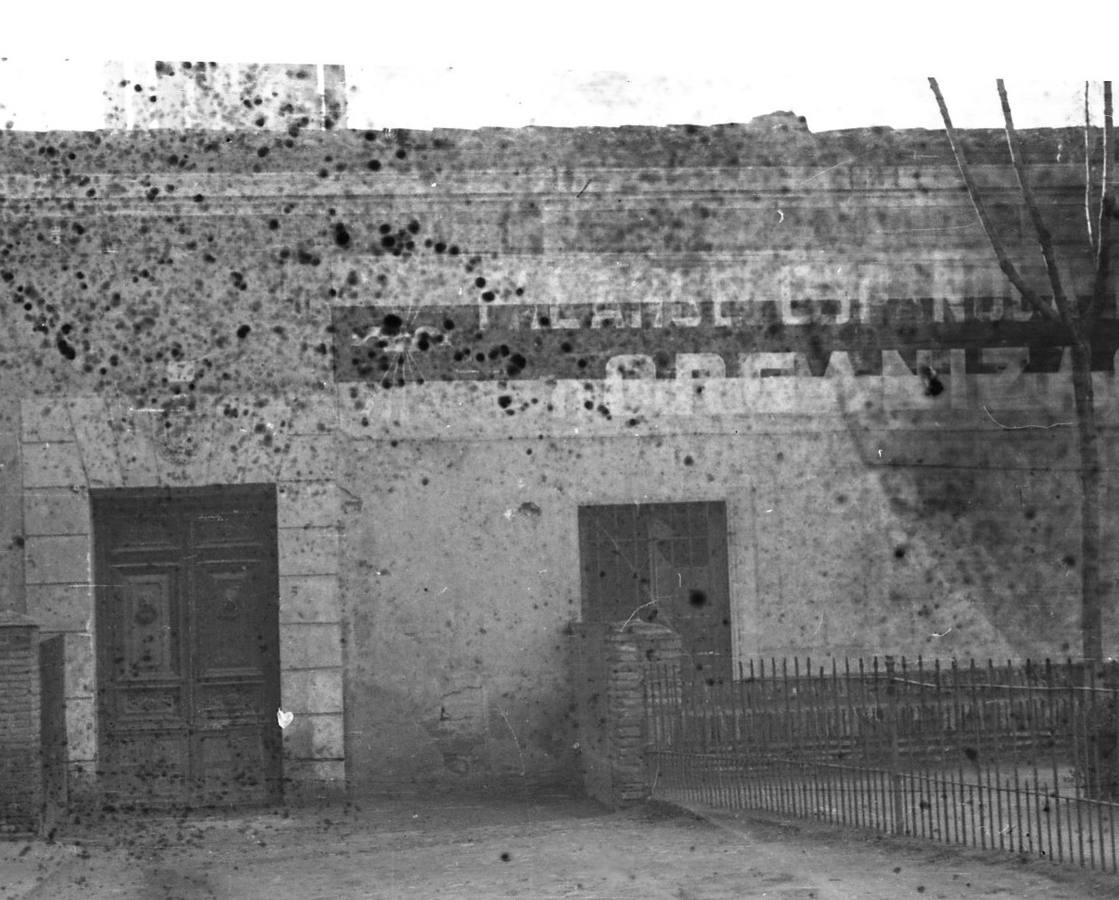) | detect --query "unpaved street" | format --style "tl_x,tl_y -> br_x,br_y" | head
2,795 -> 1117,899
